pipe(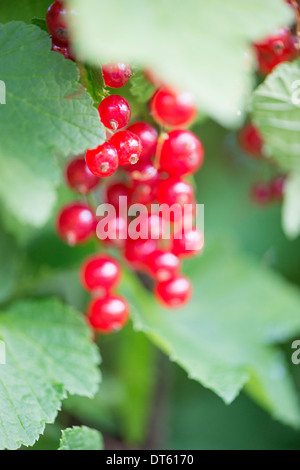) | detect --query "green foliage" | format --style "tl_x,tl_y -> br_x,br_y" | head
252,60 -> 300,172
282,172 -> 300,239
0,22 -> 104,226
0,299 -> 101,450
130,70 -> 156,103
67,0 -> 293,127
0,0 -> 51,23
59,426 -> 104,450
